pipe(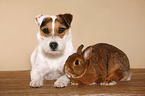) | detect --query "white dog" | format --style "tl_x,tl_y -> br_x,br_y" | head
30,13 -> 74,87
